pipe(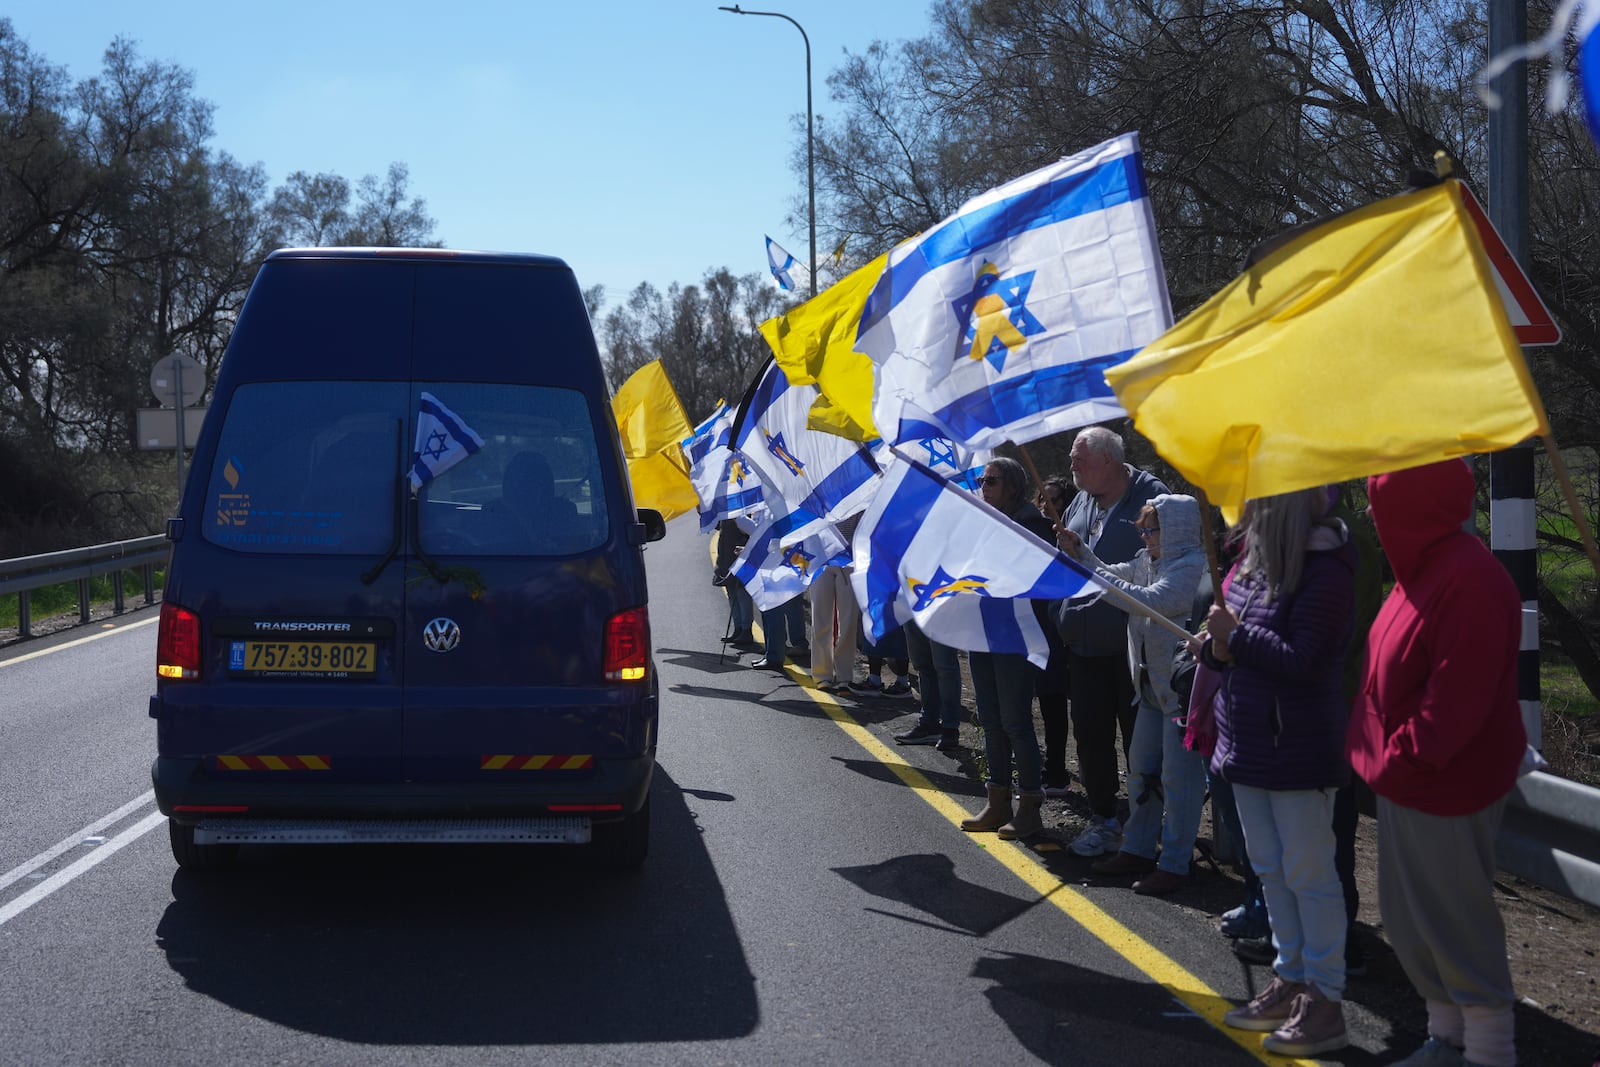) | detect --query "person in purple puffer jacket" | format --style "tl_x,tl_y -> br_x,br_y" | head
1202,486 -> 1357,1057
